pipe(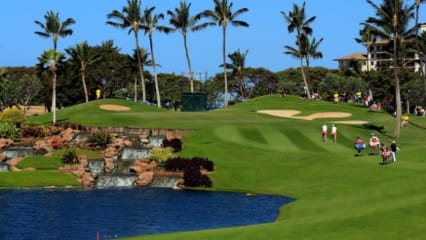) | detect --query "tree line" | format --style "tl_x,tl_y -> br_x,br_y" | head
0,0 -> 425,138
